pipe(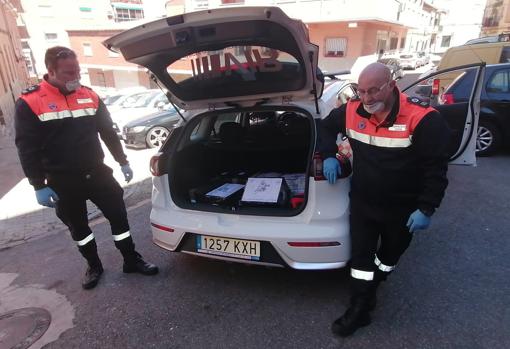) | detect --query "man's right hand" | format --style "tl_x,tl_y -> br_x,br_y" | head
35,187 -> 59,208
323,157 -> 342,184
